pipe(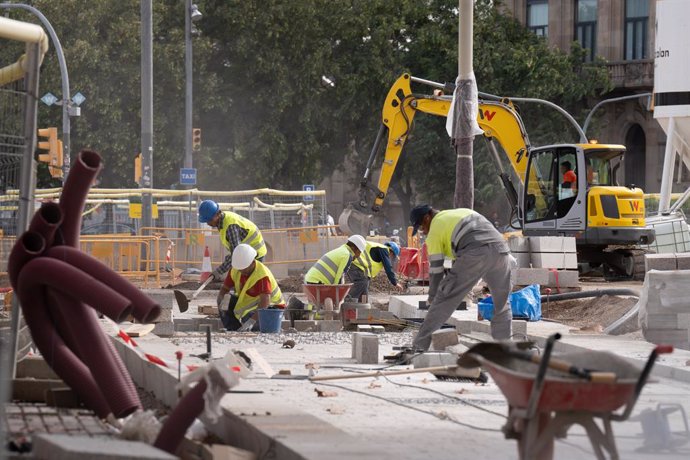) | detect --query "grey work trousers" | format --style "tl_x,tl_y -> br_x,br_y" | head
412,243 -> 514,351
346,266 -> 369,302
